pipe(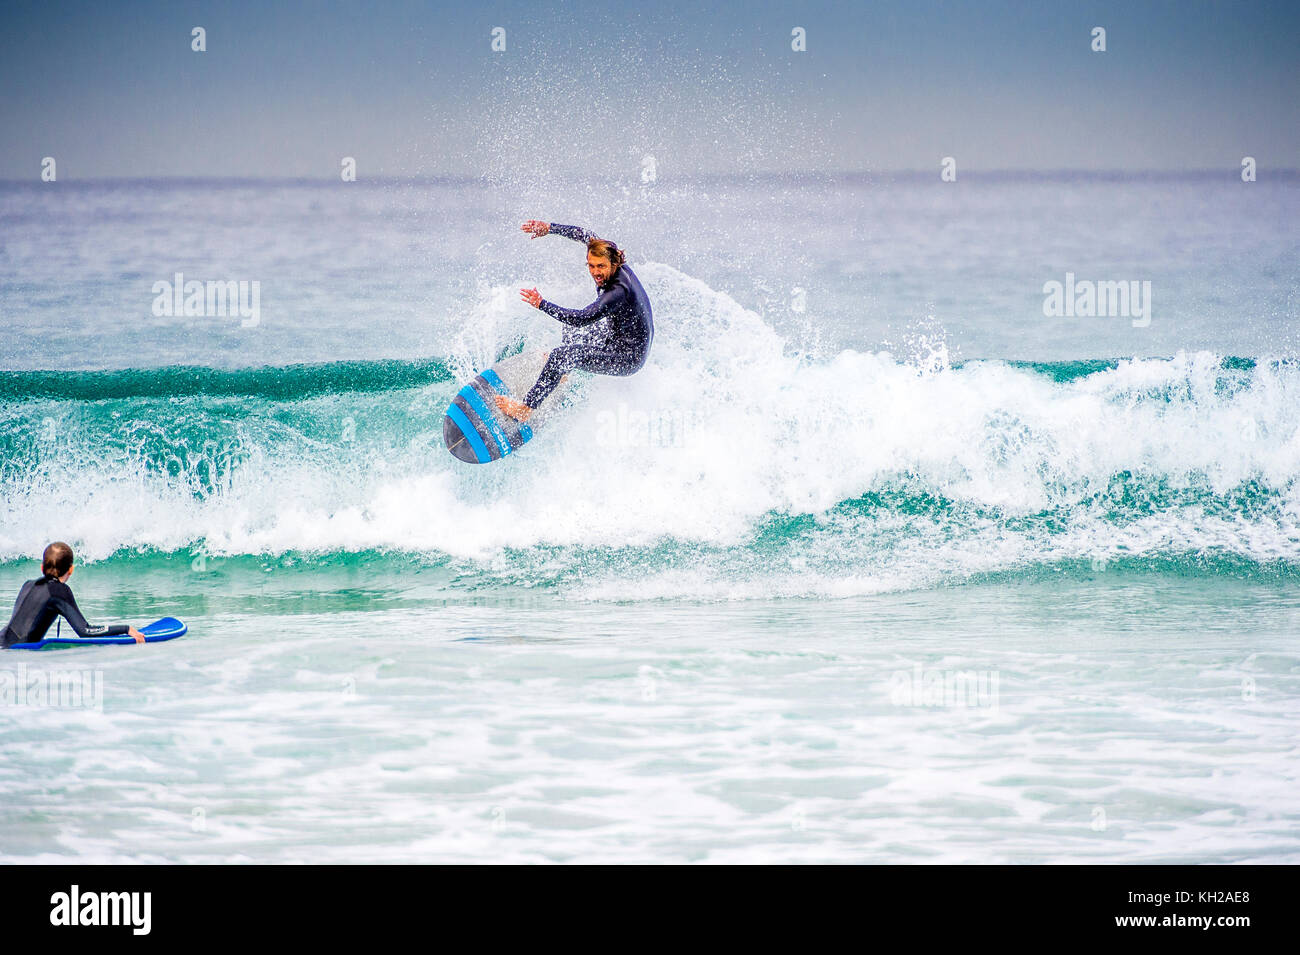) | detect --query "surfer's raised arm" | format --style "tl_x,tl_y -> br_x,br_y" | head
520,220 -> 596,244
547,223 -> 597,243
